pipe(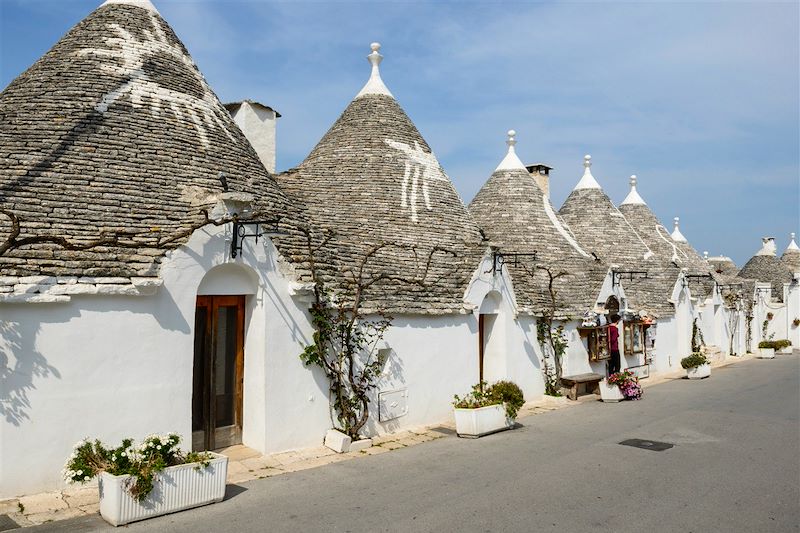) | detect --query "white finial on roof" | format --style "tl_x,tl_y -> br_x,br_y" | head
494,129 -> 527,171
355,42 -> 394,99
786,232 -> 800,252
671,217 -> 687,243
703,251 -> 709,260
573,154 -> 602,190
101,0 -> 160,14
756,237 -> 777,256
621,174 -> 646,205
